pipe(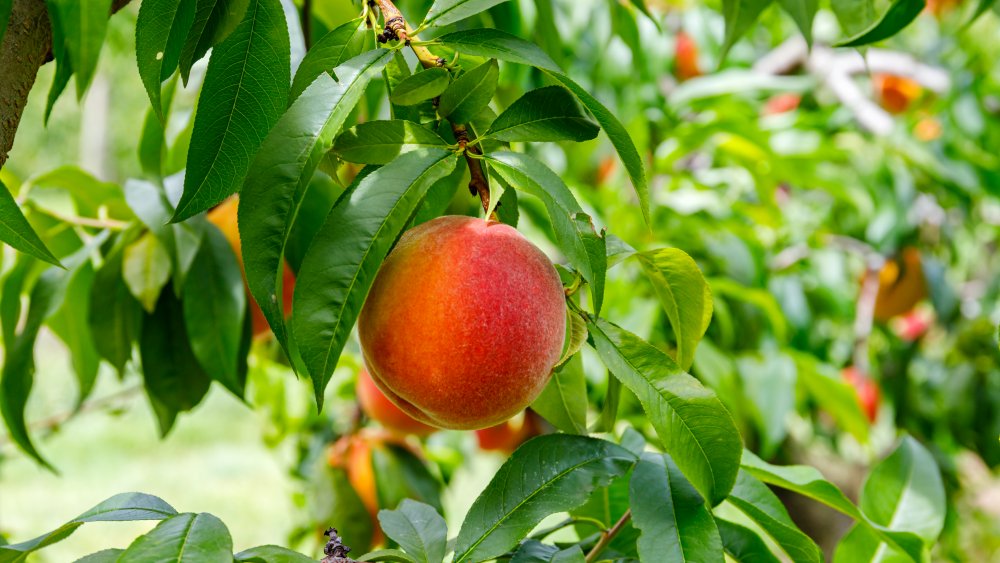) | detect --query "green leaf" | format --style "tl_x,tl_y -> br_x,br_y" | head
334,120 -> 448,165
89,237 -> 143,374
721,0 -> 775,60
630,452 -> 724,562
710,278 -> 788,343
486,153 -> 605,313
776,0 -> 817,45
240,49 -> 392,357
74,549 -> 125,563
737,354 -> 795,458
123,232 -> 173,313
834,0 -> 925,47
831,0 -> 876,37
236,545 -> 316,562
484,86 -> 599,143
544,71 -> 648,225
389,67 -> 451,106
177,0 -> 251,83
173,0 -> 291,221
532,348 -> 588,434
0,493 -> 176,562
0,268 -> 62,469
0,0 -> 11,45
421,0 -> 510,27
140,290 -> 213,436
969,0 -> 1000,23
834,437 -> 944,562
292,149 -> 457,407
47,262 -> 101,406
438,59 -> 499,124
183,225 -> 247,397
119,513 -> 232,563
44,0 -> 72,121
741,450 -> 860,516
436,29 -> 560,72
307,463 -> 374,552
635,248 -> 712,371
138,76 -> 180,177
0,179 -> 61,266
792,353 -> 870,443
453,435 -> 636,563
48,0 -> 112,98
510,541 -> 585,563
136,0 -> 197,120
726,471 -> 822,563
715,518 -> 781,563
125,179 -> 205,293
357,550 -> 418,563
377,500 -> 448,563
371,444 -> 444,525
588,318 -> 742,505
290,16 -> 366,102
